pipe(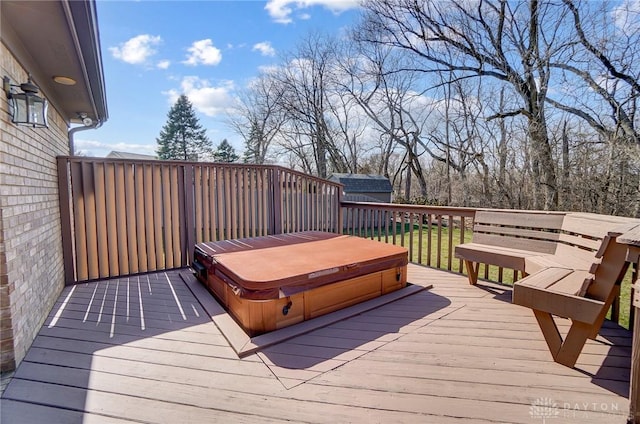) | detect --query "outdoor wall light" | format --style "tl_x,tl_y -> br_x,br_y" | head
53,75 -> 76,86
3,75 -> 48,128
